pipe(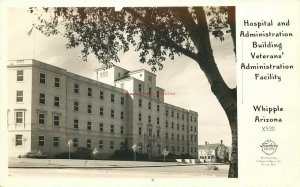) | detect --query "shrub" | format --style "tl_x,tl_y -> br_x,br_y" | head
25,151 -> 48,159
54,147 -> 92,159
